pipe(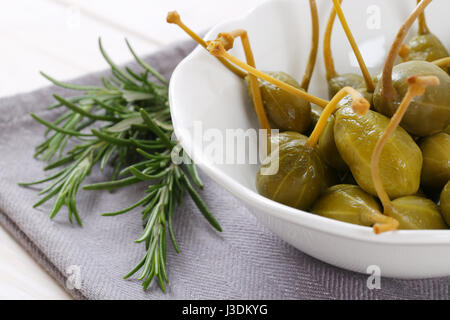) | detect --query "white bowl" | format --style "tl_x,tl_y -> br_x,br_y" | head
169,0 -> 450,278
